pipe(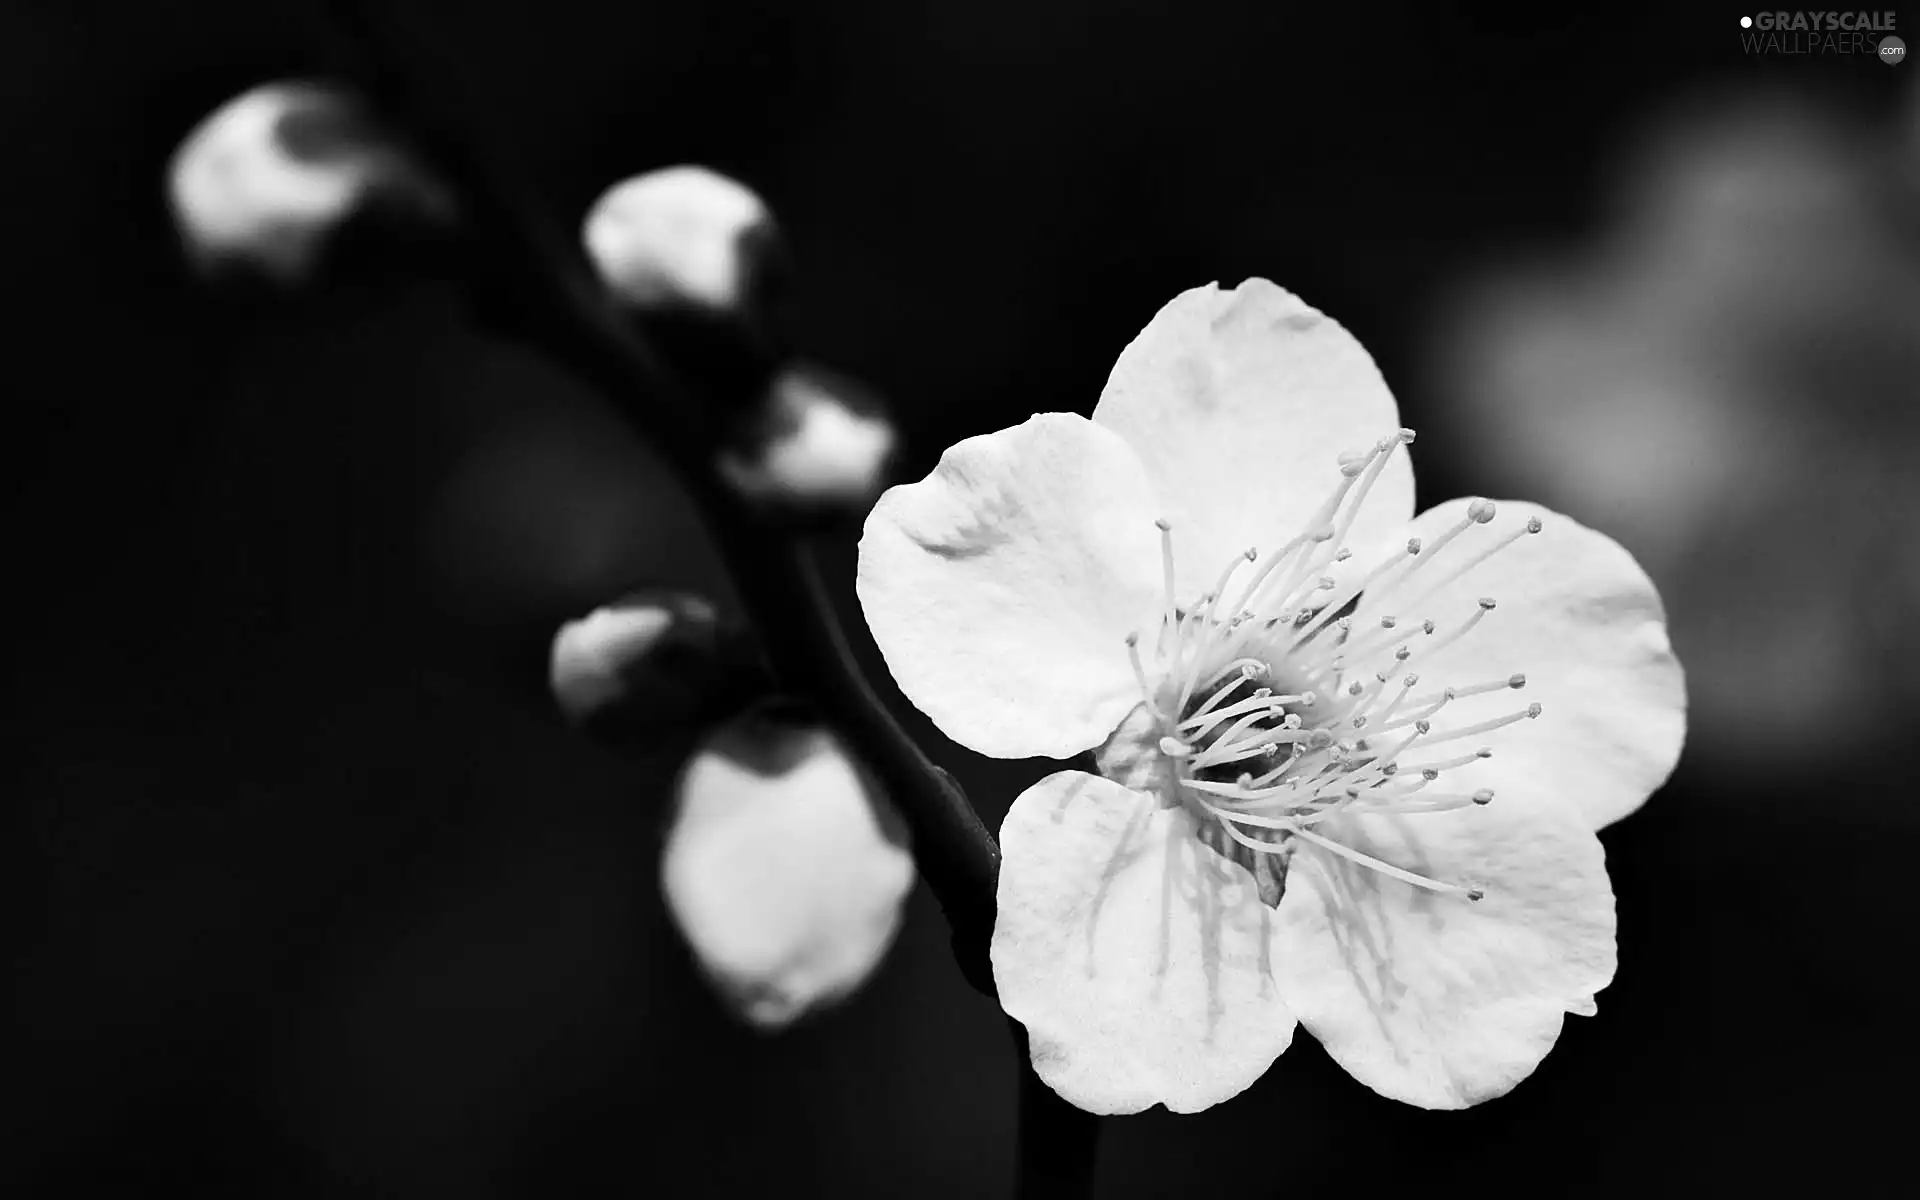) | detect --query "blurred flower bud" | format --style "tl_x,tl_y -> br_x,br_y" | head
583,166 -> 784,319
550,591 -> 768,739
663,708 -> 914,1029
167,81 -> 448,283
718,364 -> 897,512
